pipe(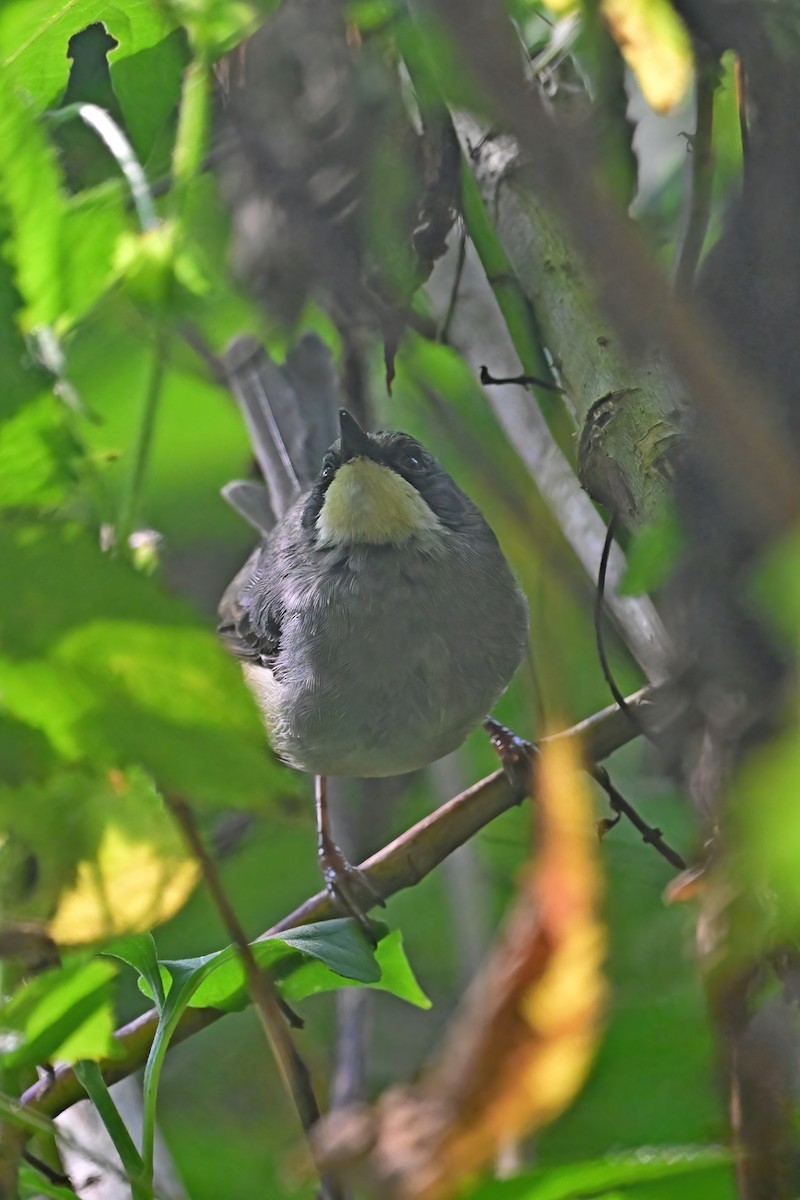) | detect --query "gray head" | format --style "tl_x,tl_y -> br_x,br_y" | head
301,410 -> 482,548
